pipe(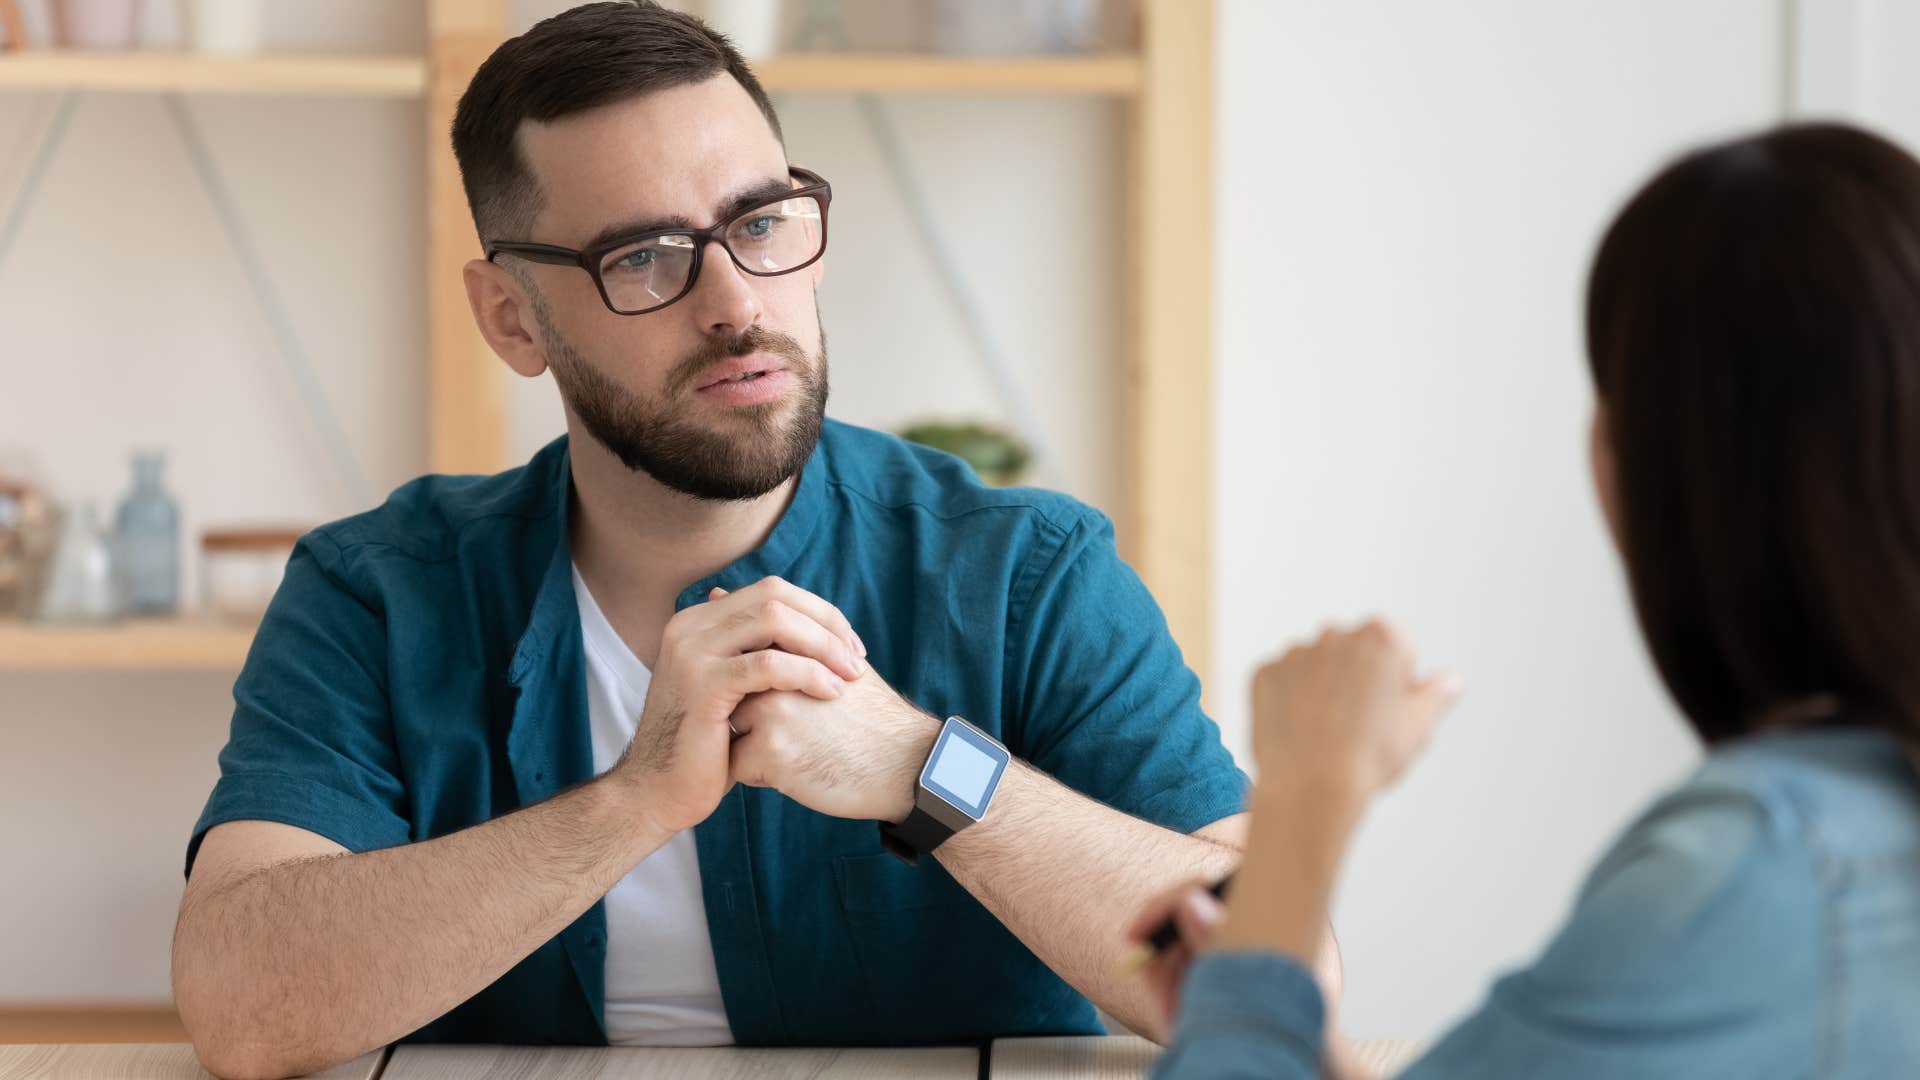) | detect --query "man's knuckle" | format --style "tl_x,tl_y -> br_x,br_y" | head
761,725 -> 790,758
